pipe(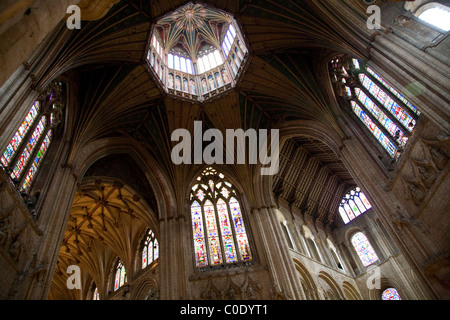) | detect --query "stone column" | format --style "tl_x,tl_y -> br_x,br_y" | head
9,165 -> 78,299
158,215 -> 189,300
253,206 -> 304,299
